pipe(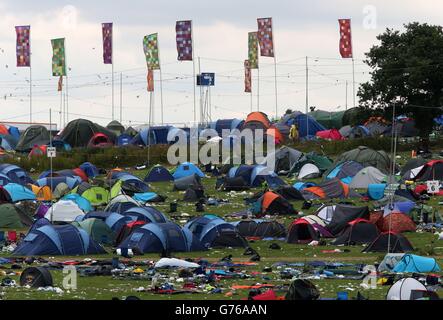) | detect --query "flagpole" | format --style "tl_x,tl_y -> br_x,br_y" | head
191,20 -> 196,125
257,66 -> 260,111
120,72 -> 123,123
345,80 -> 348,110
49,108 -> 54,215
59,78 -> 63,129
157,34 -> 164,125
272,19 -> 278,120
305,56 -> 309,136
112,62 -> 114,120
352,58 -> 356,108
29,63 -> 32,123
66,73 -> 69,124
198,56 -> 203,125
